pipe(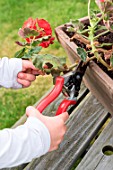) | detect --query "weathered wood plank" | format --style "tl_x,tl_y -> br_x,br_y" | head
1,164 -> 27,170
75,117 -> 113,170
84,61 -> 113,117
24,93 -> 109,170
